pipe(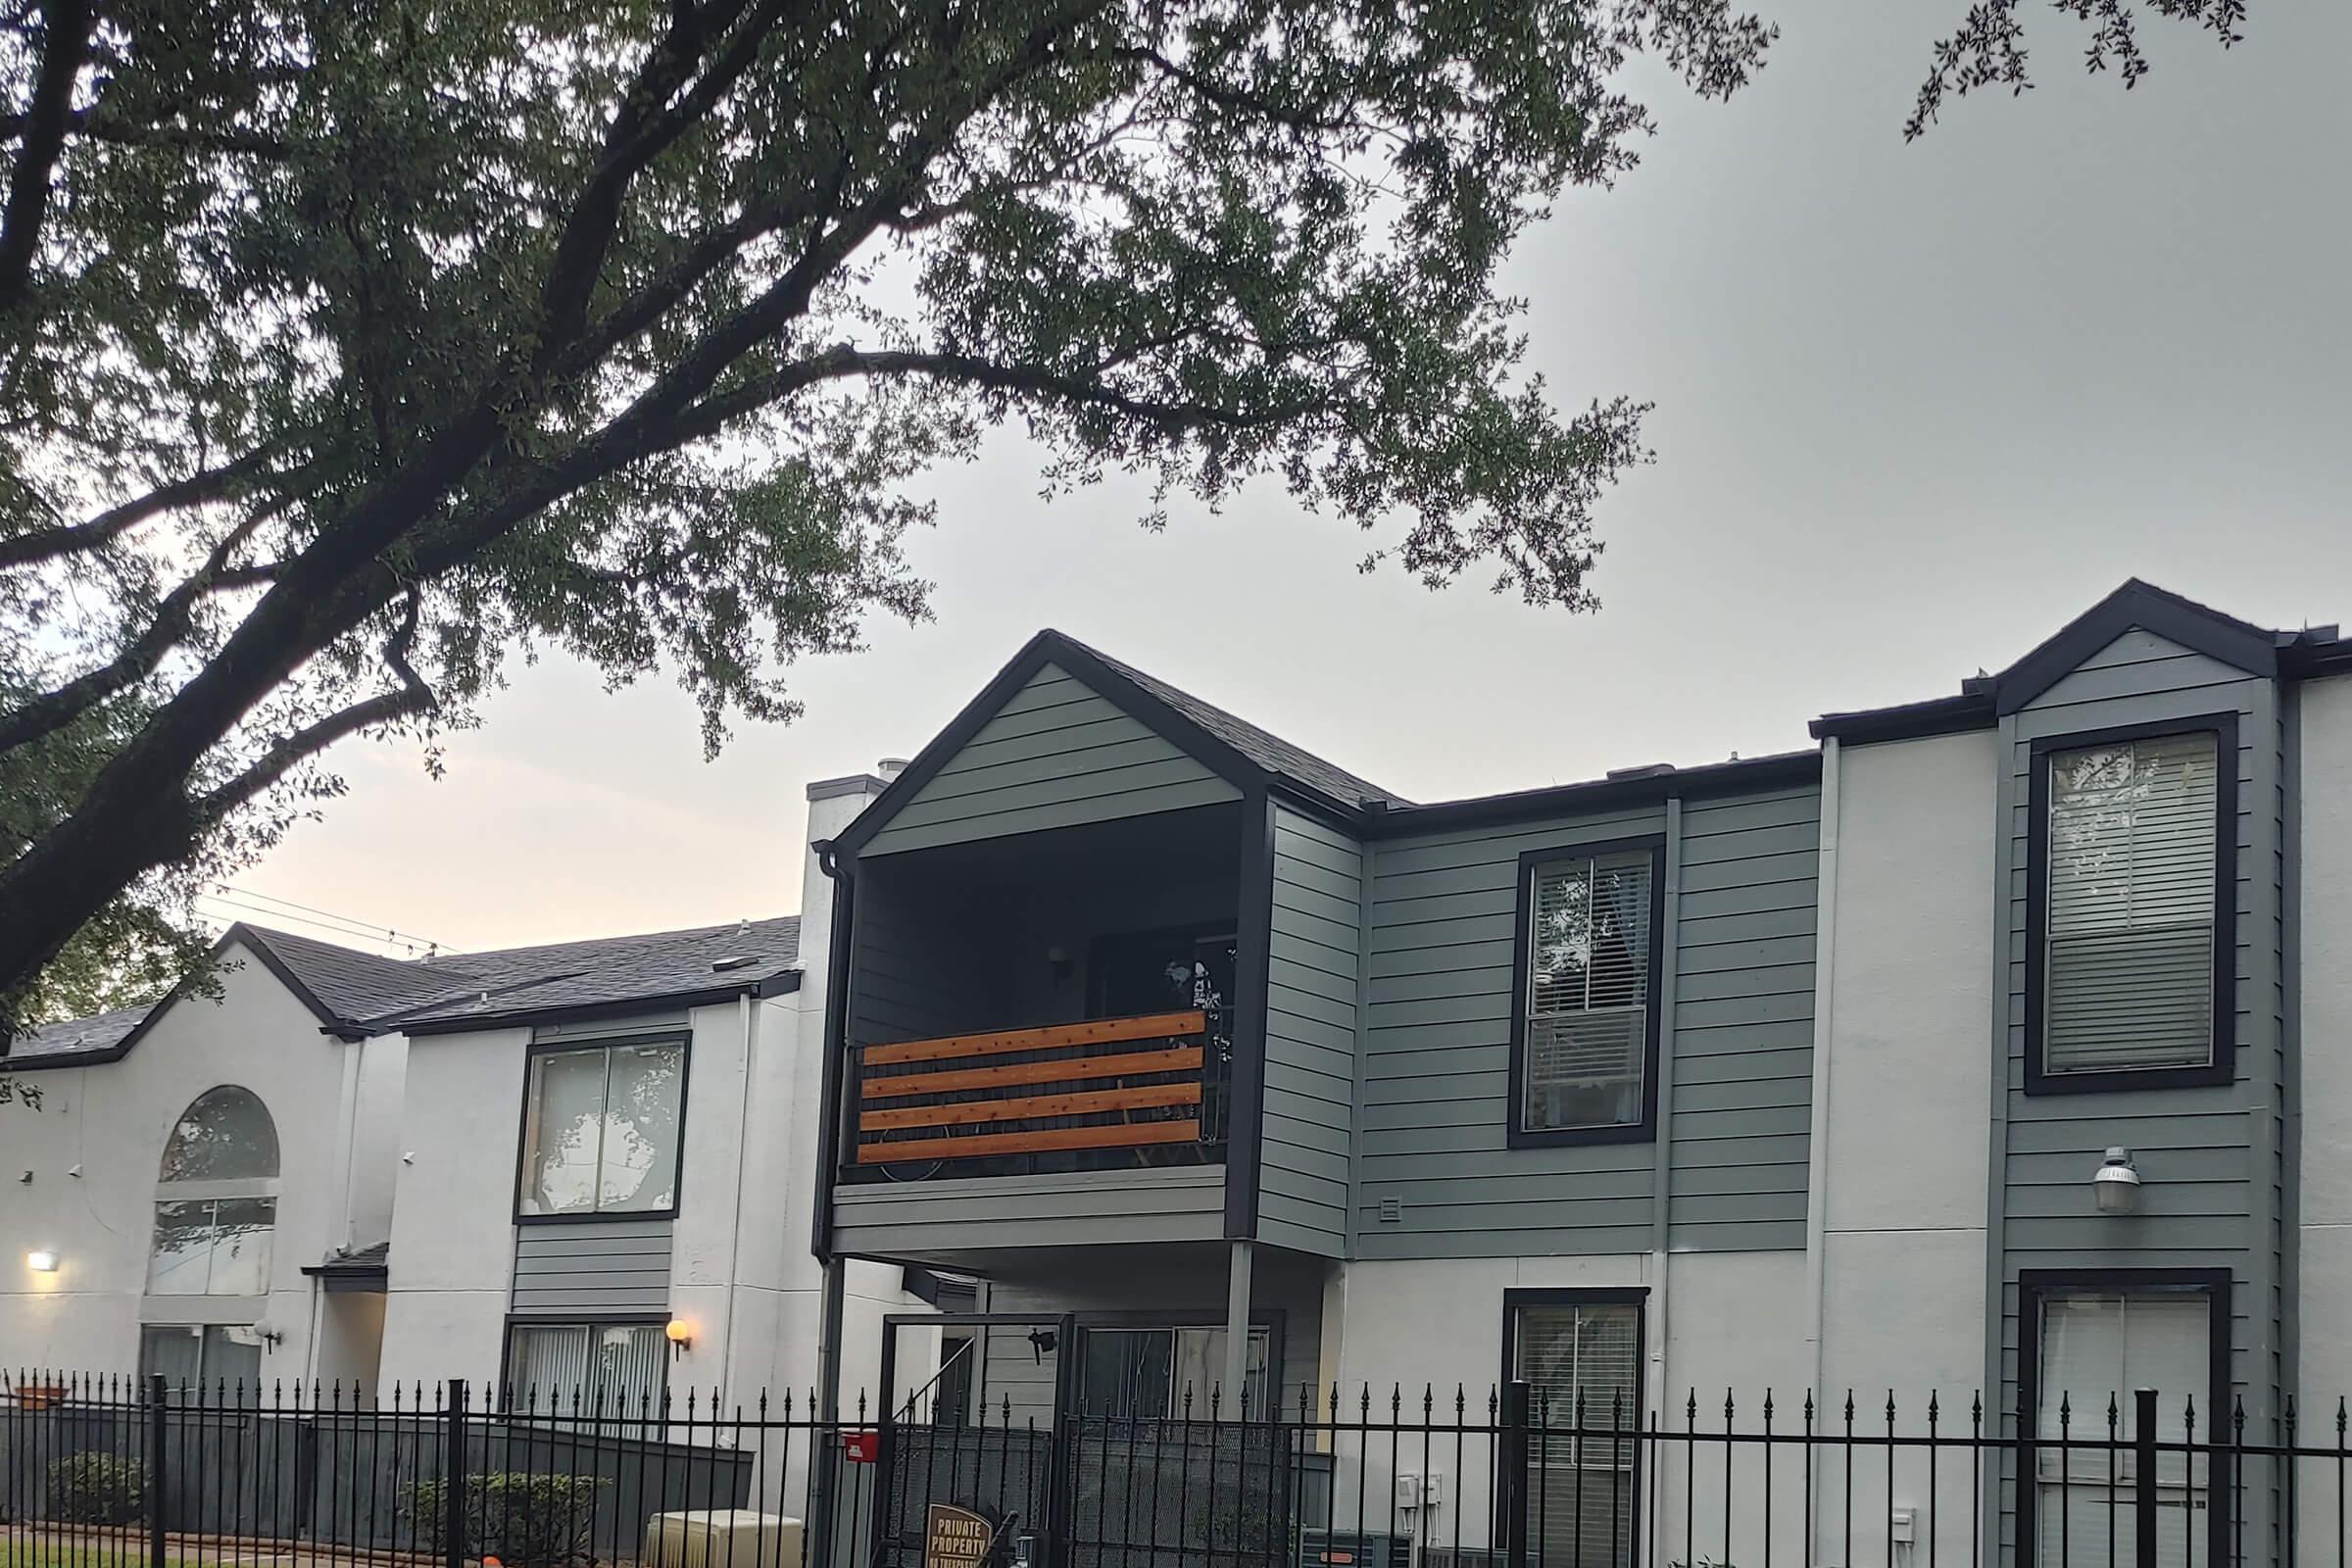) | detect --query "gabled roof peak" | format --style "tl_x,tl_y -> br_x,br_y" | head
1814,578 -> 2348,743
